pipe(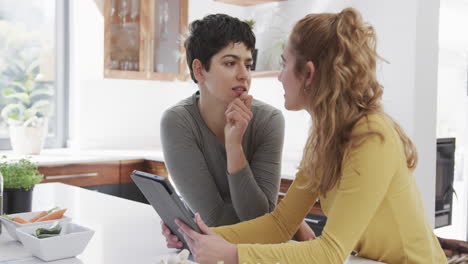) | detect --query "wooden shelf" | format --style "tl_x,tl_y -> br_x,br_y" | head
213,0 -> 286,6
103,0 -> 189,81
251,70 -> 280,78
